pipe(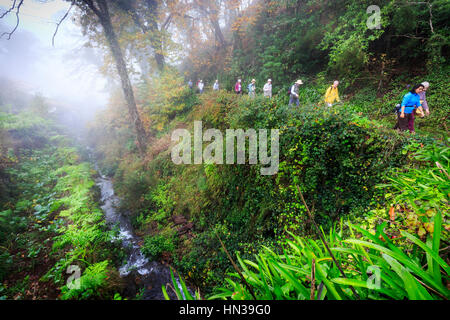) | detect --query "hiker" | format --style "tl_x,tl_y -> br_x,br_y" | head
235,79 -> 242,95
213,80 -> 220,91
188,80 -> 193,89
198,80 -> 204,94
263,79 -> 272,98
289,80 -> 303,106
248,79 -> 256,98
397,84 -> 424,133
324,80 -> 341,107
419,81 -> 430,116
